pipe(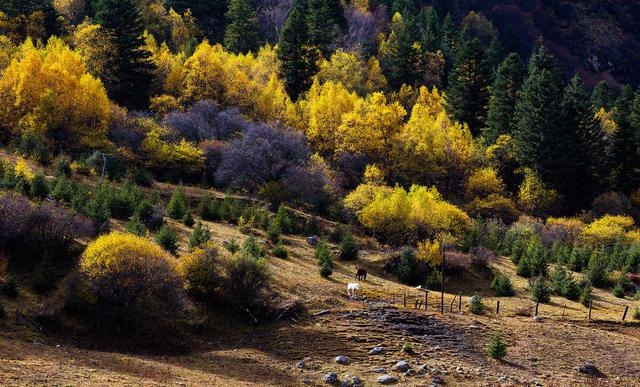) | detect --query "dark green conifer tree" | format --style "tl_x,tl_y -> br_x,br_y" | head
590,80 -> 618,110
224,0 -> 259,54
94,0 -> 155,109
419,7 -> 440,52
483,53 -> 526,144
513,46 -> 565,189
379,12 -> 422,89
610,86 -> 640,192
277,0 -> 320,100
307,0 -> 347,57
166,0 -> 228,43
446,38 -> 491,136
